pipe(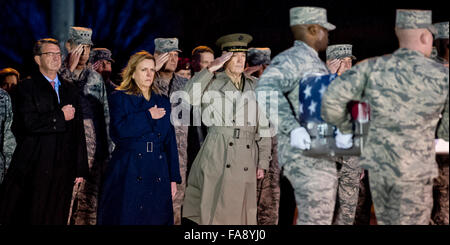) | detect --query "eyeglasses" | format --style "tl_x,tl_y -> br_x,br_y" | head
40,52 -> 61,57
